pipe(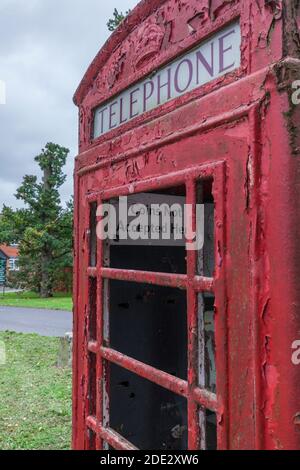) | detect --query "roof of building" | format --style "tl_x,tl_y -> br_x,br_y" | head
0,245 -> 19,259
